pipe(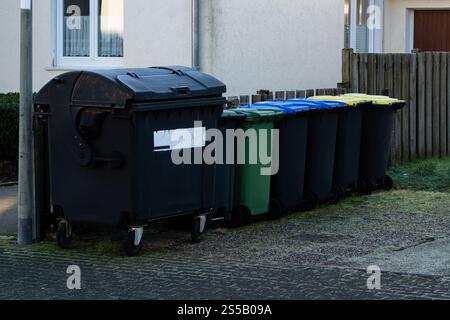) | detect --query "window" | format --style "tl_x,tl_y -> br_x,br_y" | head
345,0 -> 384,53
56,0 -> 124,67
